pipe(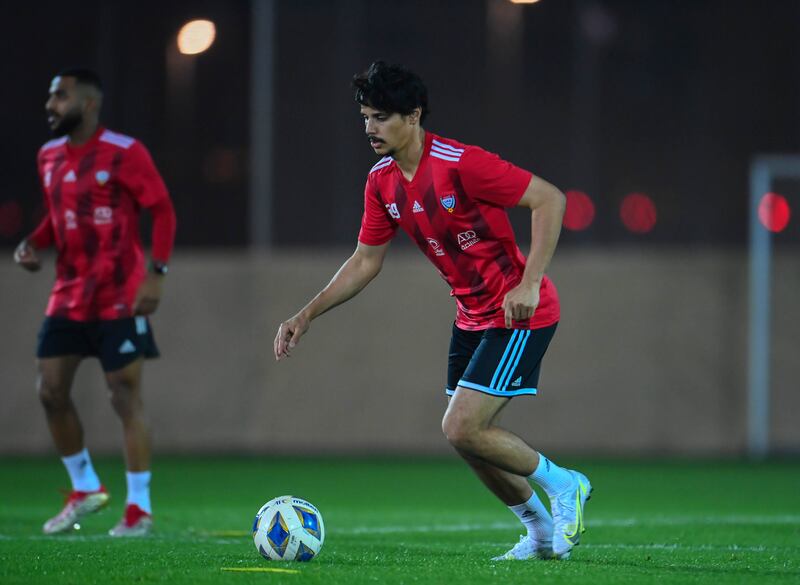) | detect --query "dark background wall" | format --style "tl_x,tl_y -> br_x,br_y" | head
1,0 -> 799,249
